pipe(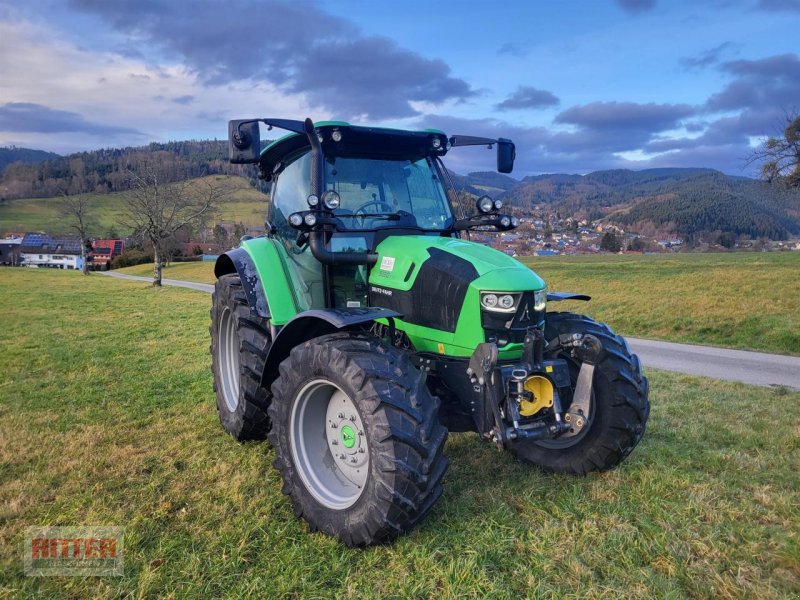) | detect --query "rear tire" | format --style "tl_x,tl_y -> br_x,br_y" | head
509,312 -> 649,474
268,333 -> 448,547
210,274 -> 272,441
